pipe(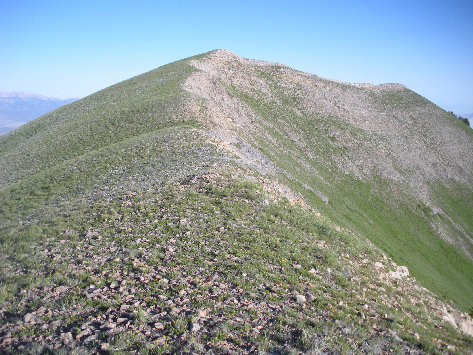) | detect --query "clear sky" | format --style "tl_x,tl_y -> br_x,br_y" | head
1,0 -> 472,114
